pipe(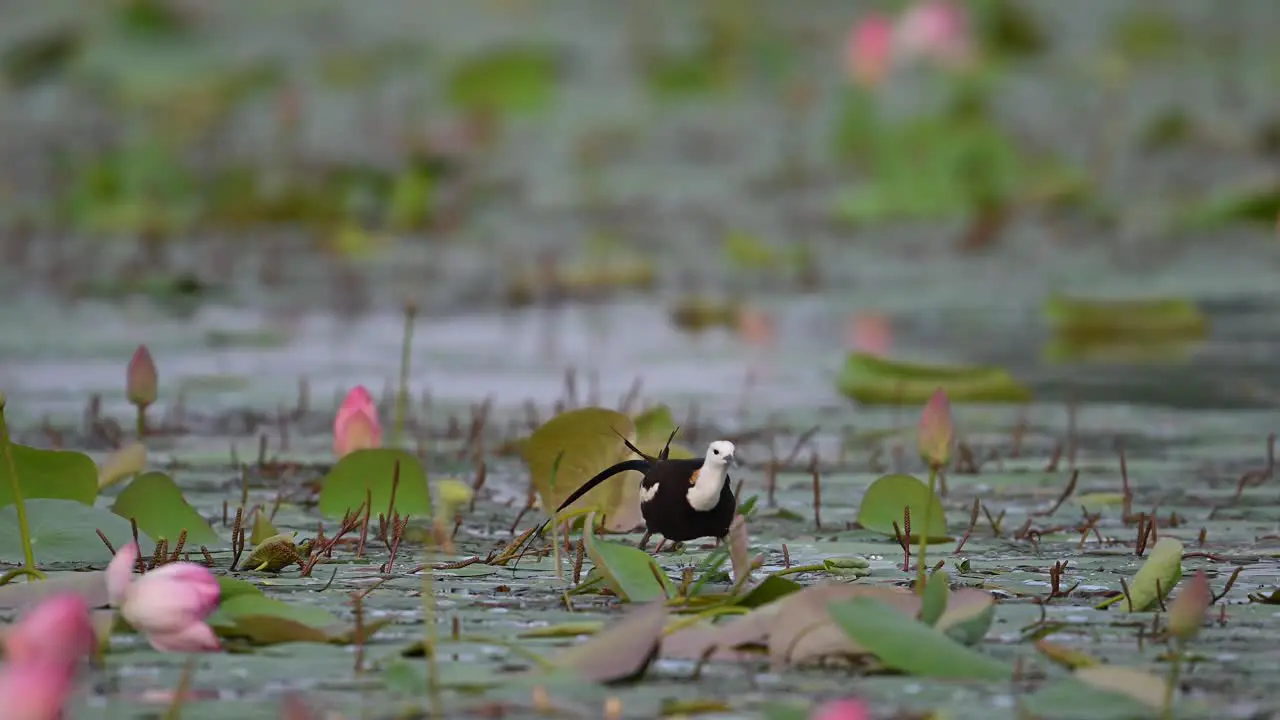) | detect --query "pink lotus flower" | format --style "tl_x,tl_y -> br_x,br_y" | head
848,313 -> 893,356
2,594 -> 96,669
812,698 -> 872,720
845,13 -> 895,88
893,0 -> 974,71
0,662 -> 76,720
334,385 -> 382,458
106,543 -> 222,653
917,388 -> 955,468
